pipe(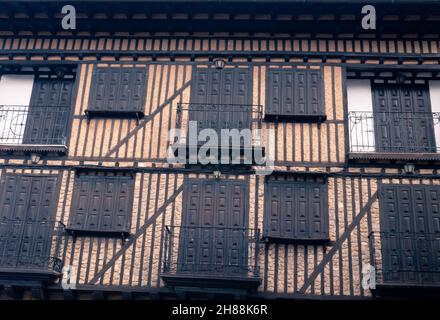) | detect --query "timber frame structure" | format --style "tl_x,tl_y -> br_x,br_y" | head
0,0 -> 440,300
